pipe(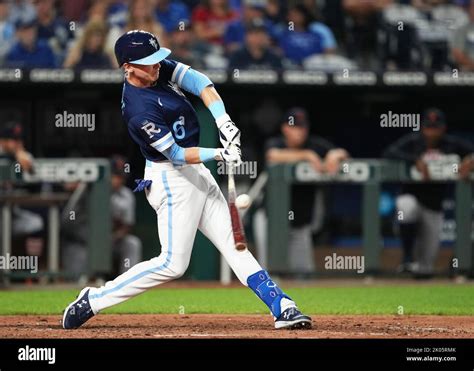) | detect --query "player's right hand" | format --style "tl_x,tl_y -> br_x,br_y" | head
218,145 -> 242,167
